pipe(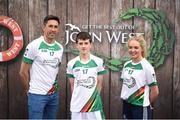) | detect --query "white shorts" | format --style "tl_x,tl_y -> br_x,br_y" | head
71,110 -> 103,120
